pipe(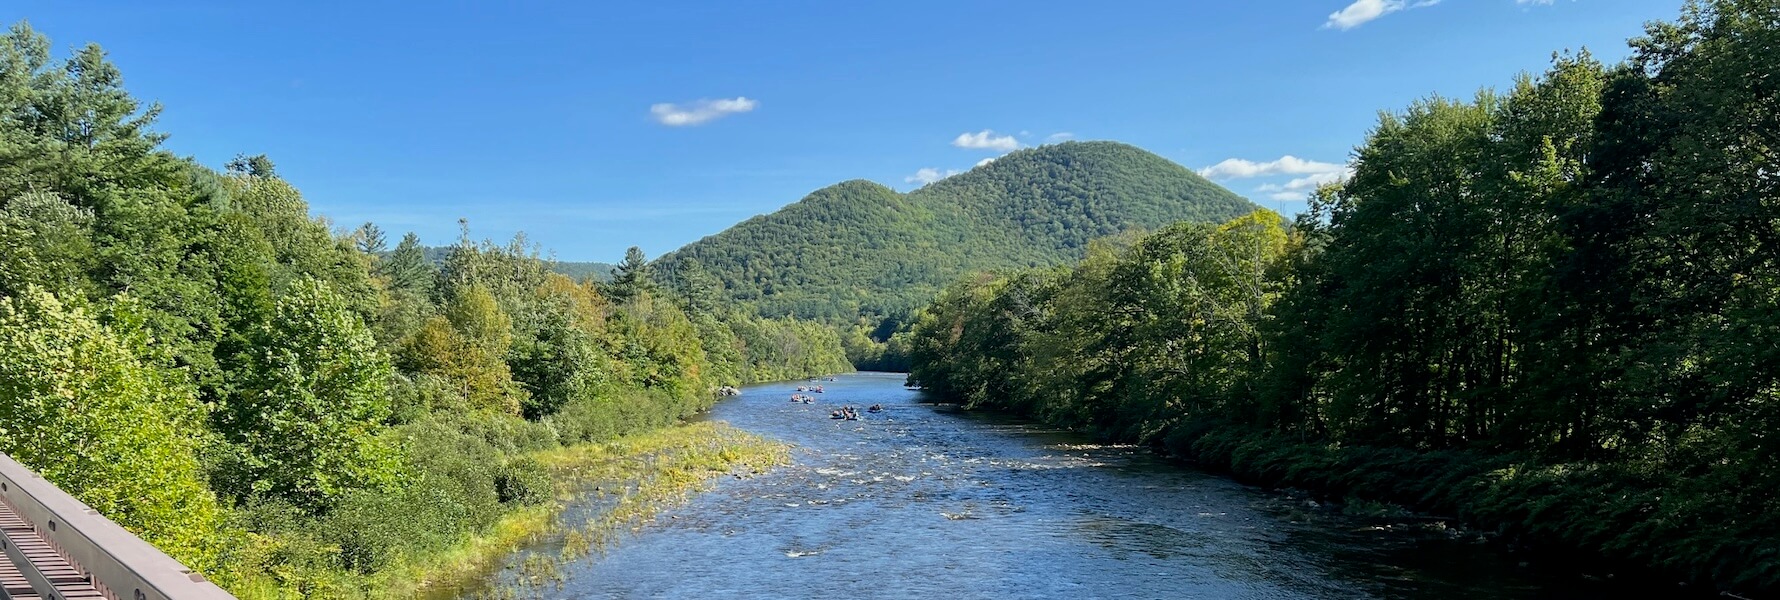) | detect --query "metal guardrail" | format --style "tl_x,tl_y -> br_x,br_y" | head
0,453 -> 236,600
